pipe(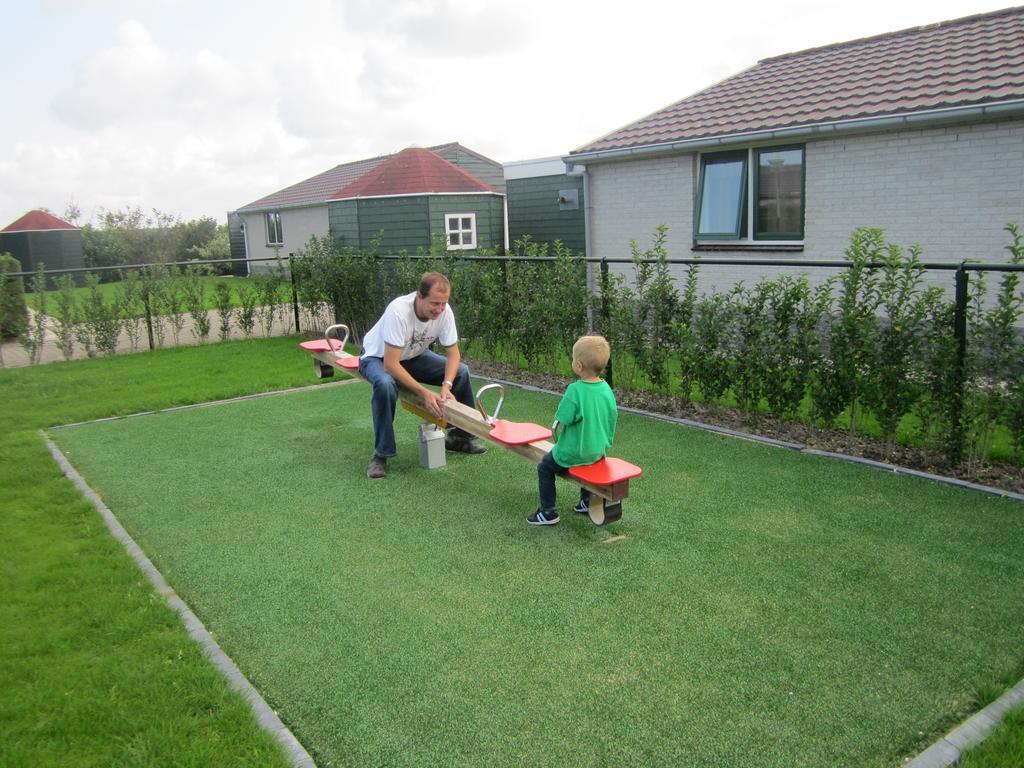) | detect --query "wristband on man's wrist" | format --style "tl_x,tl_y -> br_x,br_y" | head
442,380 -> 453,387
